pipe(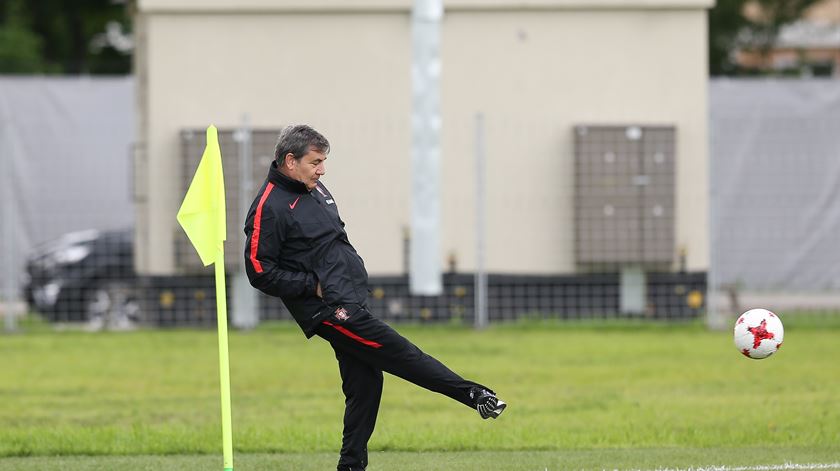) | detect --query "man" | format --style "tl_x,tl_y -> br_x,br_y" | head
244,124 -> 506,471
